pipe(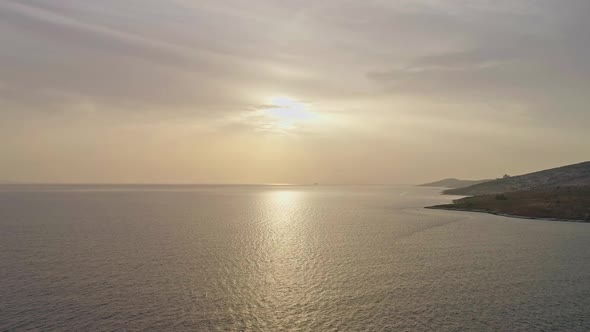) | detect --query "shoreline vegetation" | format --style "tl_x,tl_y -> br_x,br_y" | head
421,161 -> 590,223
425,205 -> 589,223
426,186 -> 590,223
